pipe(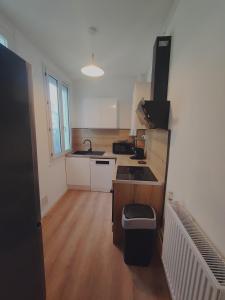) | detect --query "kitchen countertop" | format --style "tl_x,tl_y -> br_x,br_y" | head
67,152 -> 117,159
113,155 -> 164,186
67,152 -> 164,186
